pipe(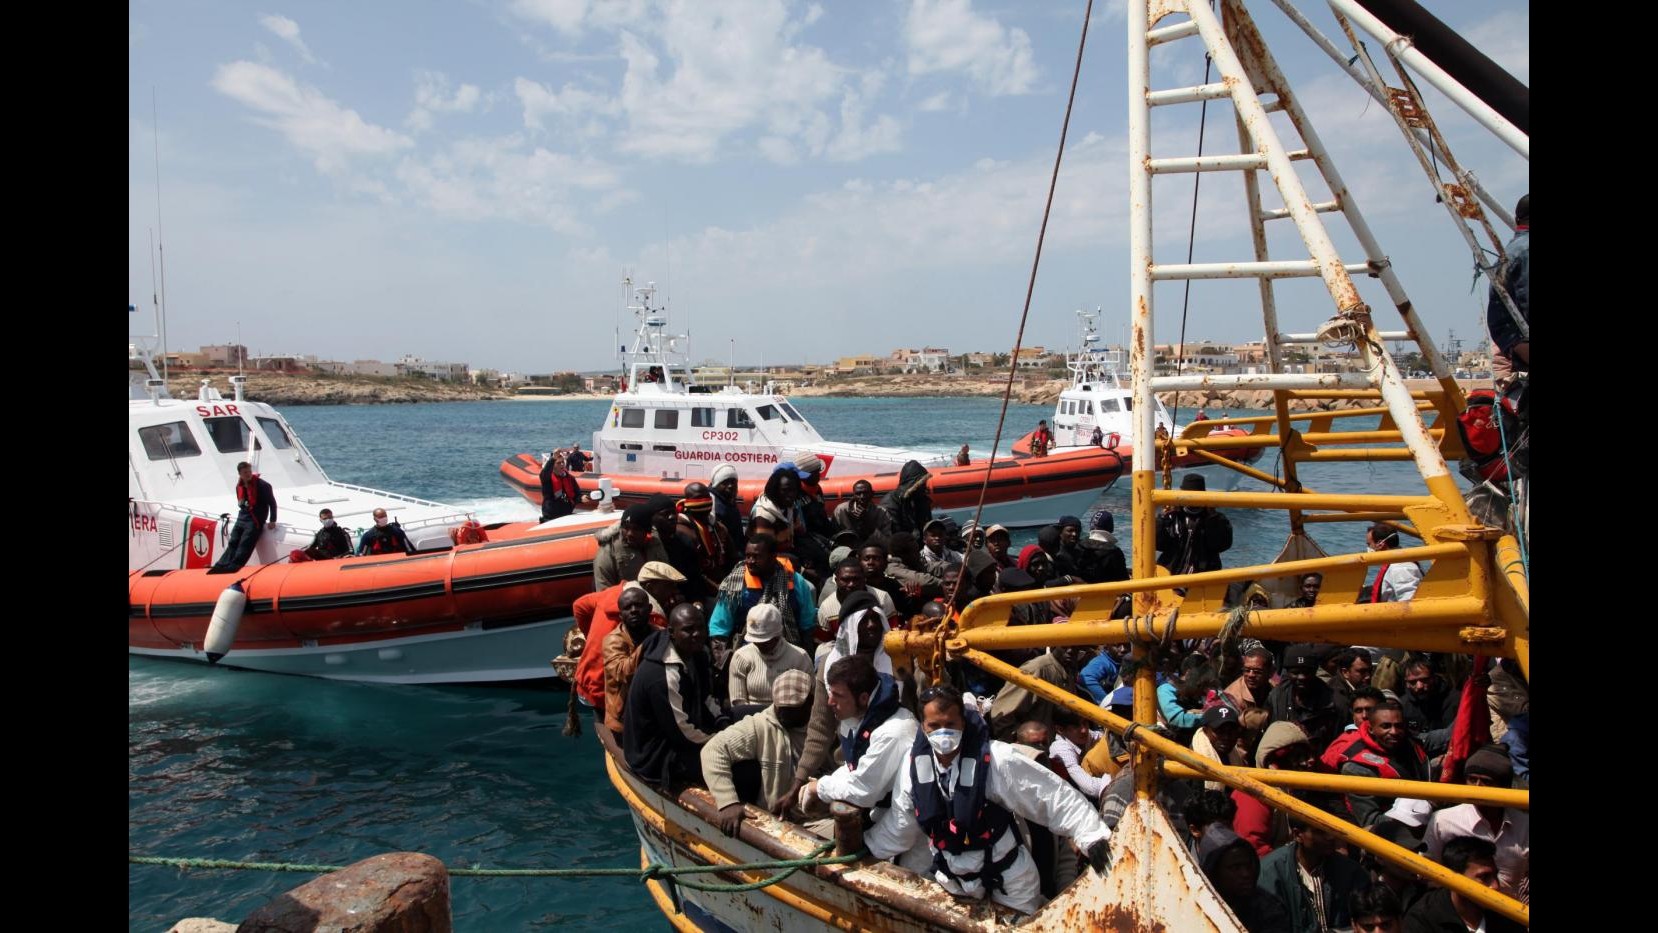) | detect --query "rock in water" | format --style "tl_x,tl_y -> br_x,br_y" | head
237,852 -> 451,932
